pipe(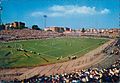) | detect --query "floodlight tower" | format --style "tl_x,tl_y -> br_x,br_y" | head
0,0 -> 3,25
43,15 -> 47,28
